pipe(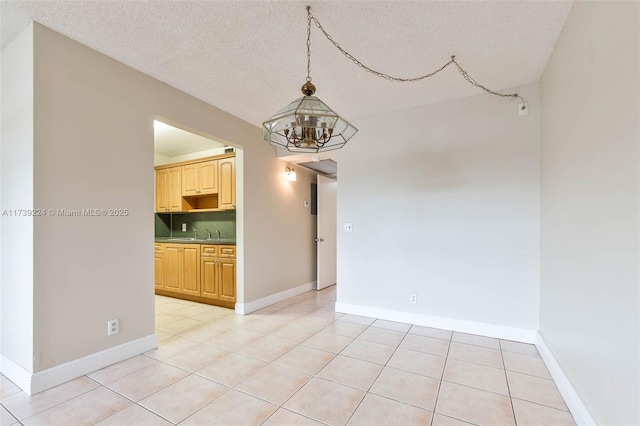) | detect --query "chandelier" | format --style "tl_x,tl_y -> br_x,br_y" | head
263,6 -> 526,153
262,7 -> 357,153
